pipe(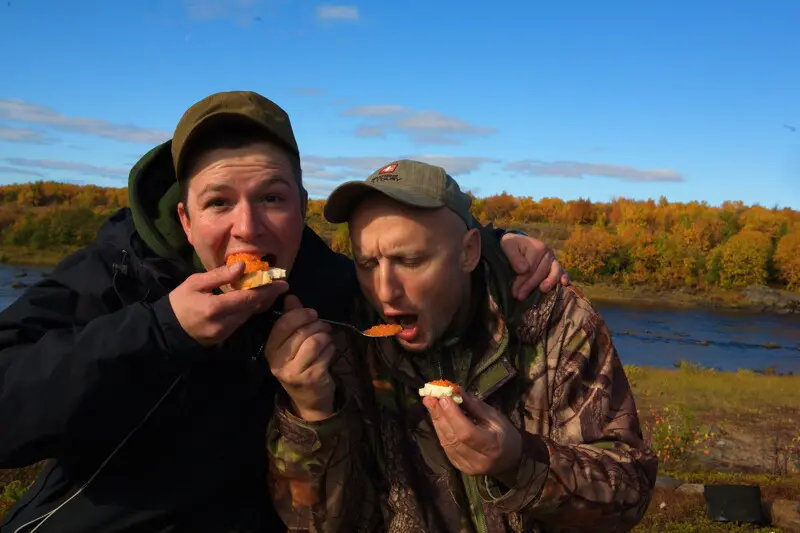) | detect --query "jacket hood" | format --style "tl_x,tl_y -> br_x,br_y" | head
128,141 -> 200,271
